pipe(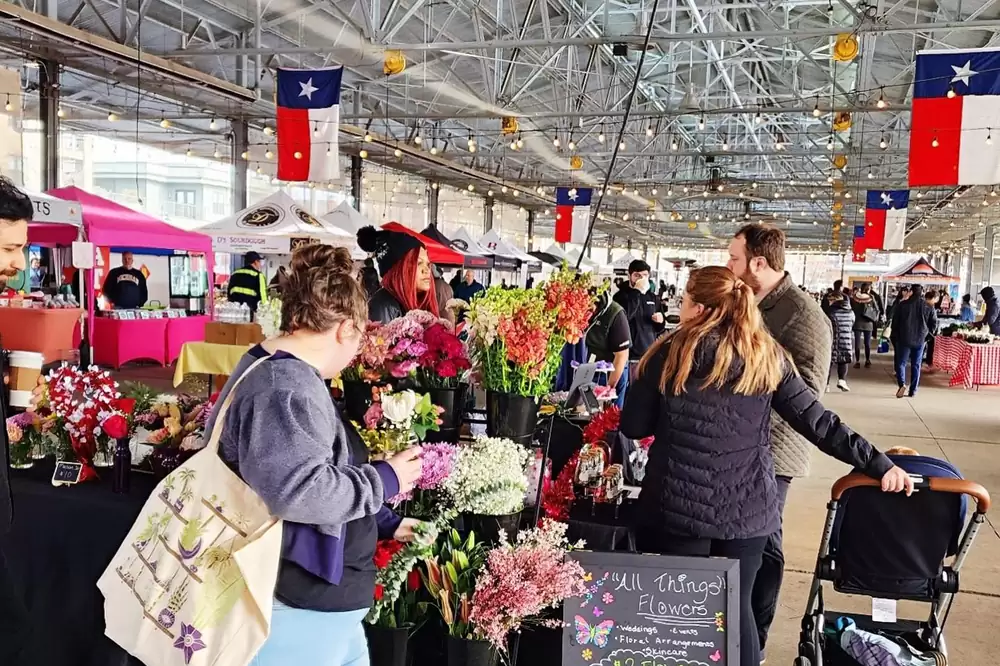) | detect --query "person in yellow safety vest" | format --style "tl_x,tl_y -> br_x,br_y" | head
227,251 -> 269,315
